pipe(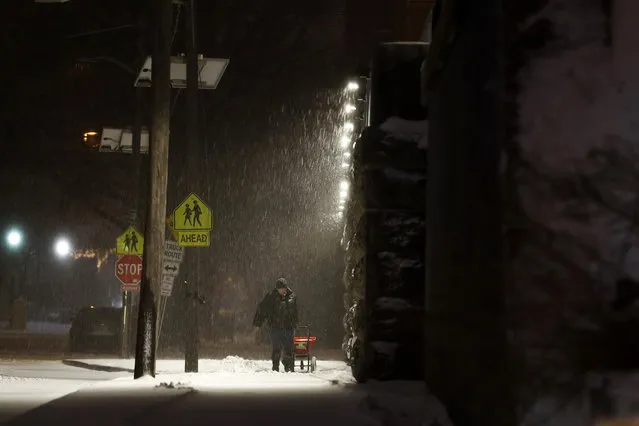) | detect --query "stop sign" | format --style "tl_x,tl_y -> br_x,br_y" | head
115,254 -> 143,290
